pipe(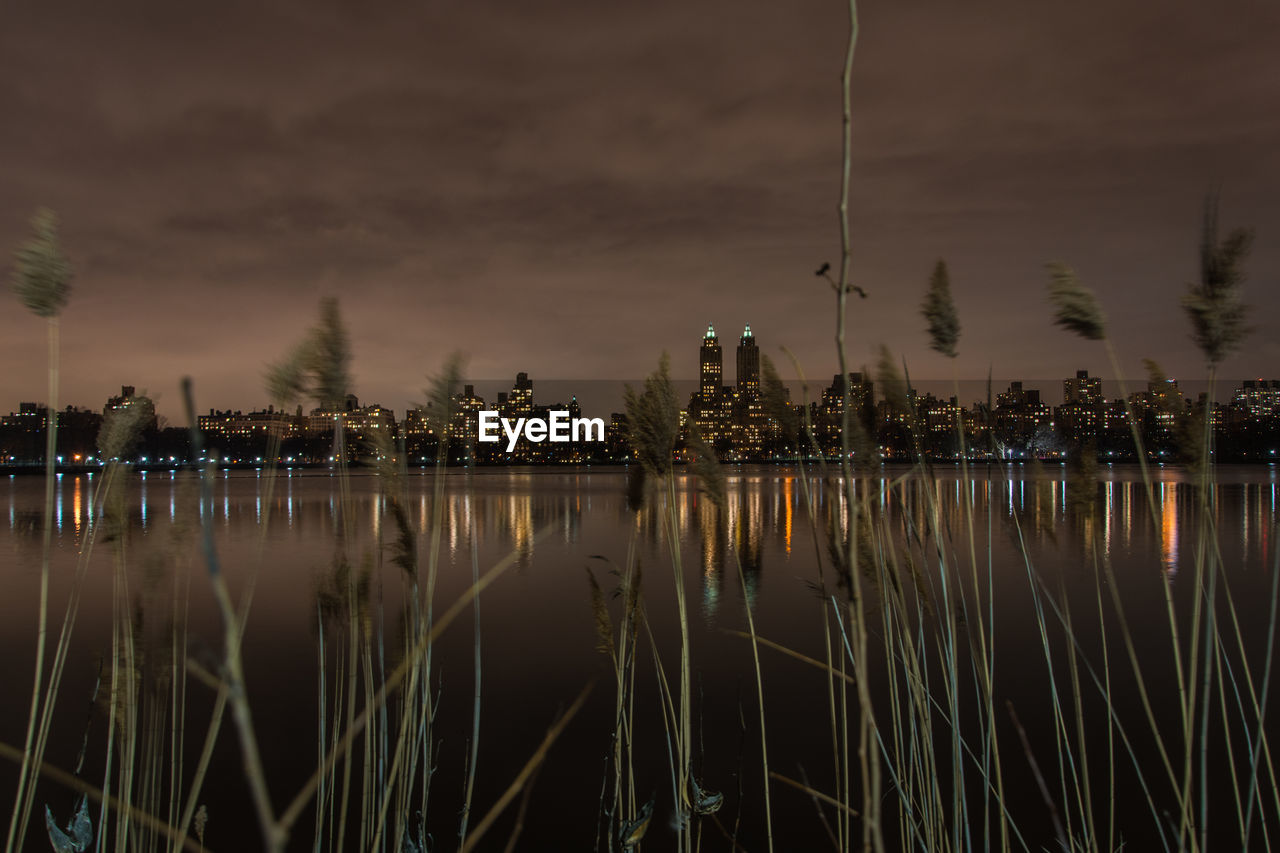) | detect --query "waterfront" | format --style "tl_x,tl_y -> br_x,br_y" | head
1,464 -> 1277,850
